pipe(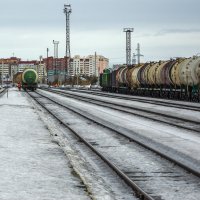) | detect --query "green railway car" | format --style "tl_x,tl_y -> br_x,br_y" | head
22,69 -> 38,91
102,69 -> 112,88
